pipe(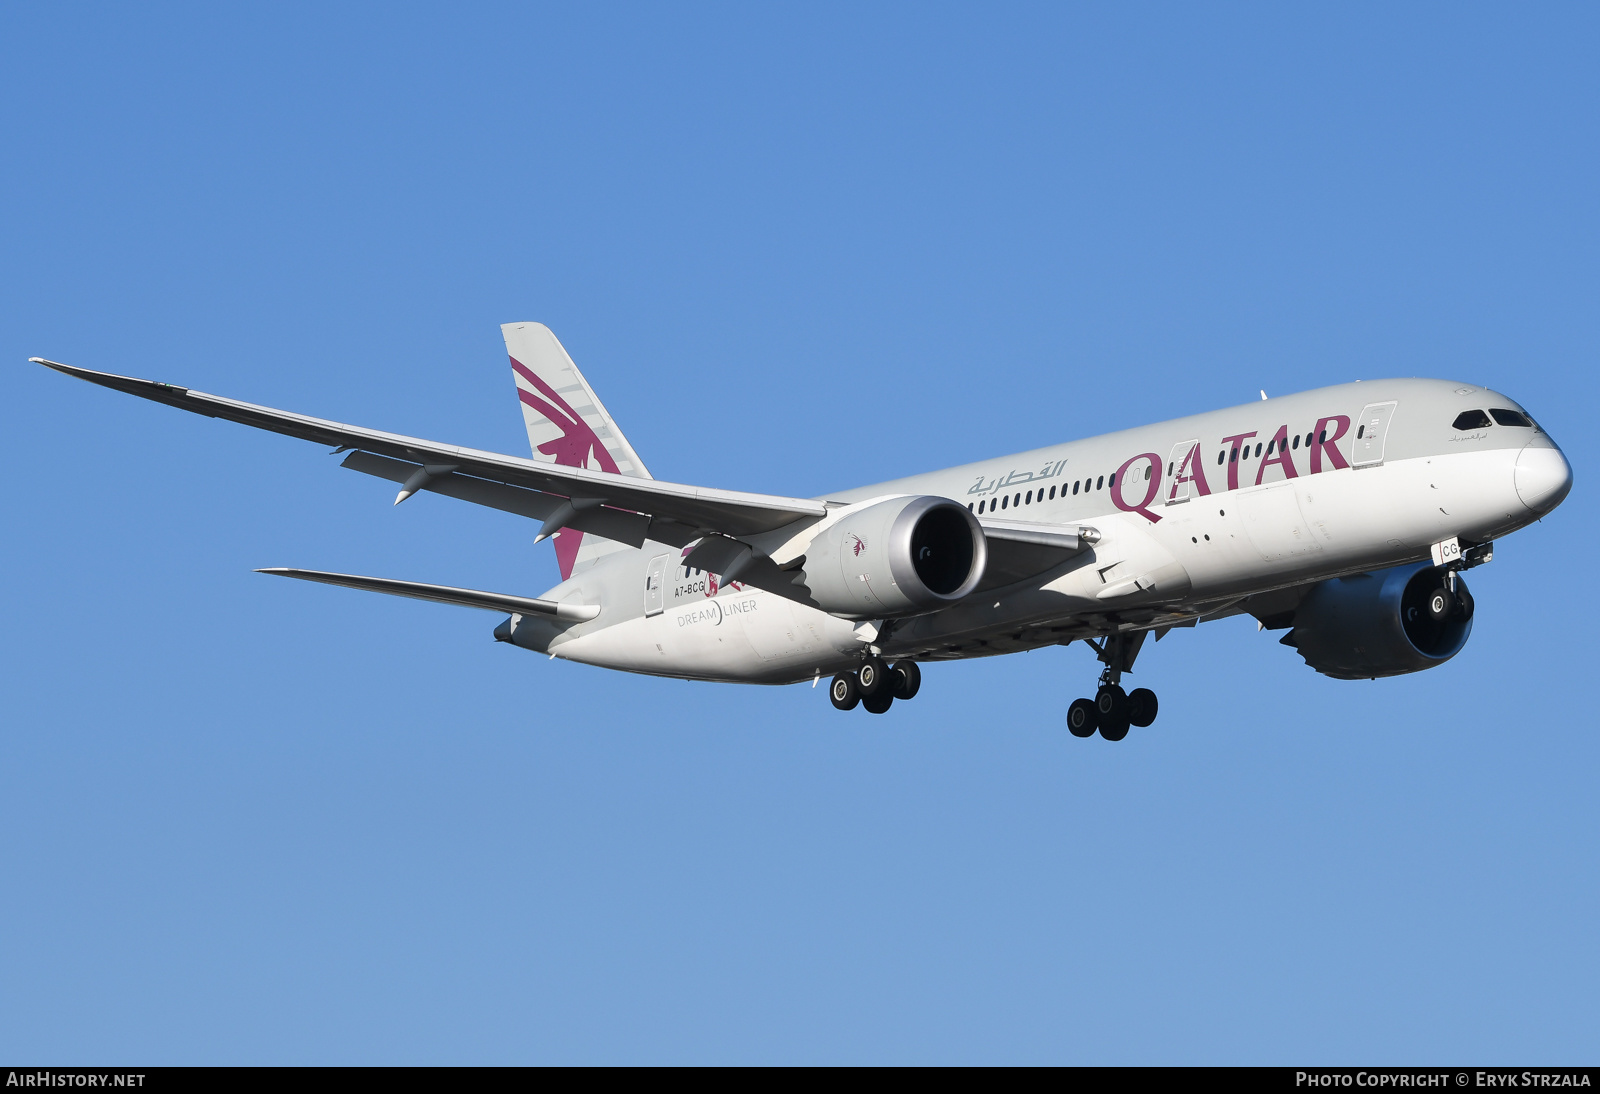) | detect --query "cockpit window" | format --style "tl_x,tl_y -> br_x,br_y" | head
1490,408 -> 1532,427
1452,409 -> 1492,430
